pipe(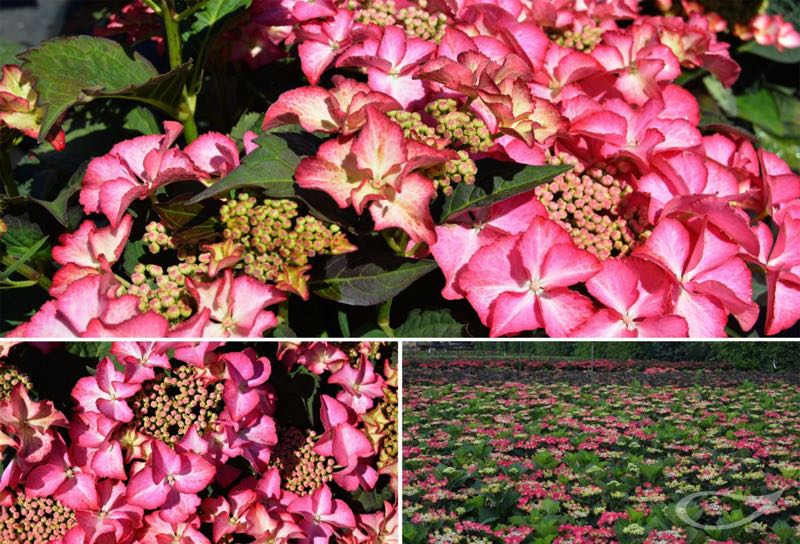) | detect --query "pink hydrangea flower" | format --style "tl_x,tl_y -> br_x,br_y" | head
72,357 -> 141,423
287,483 -> 357,542
126,439 -> 215,522
0,383 -> 67,463
50,214 -> 133,296
337,24 -> 437,108
314,395 -> 378,491
295,107 -> 453,244
80,121 -> 202,228
571,258 -> 689,337
460,216 -> 601,337
634,217 -> 757,337
186,270 -> 286,337
329,355 -> 386,414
